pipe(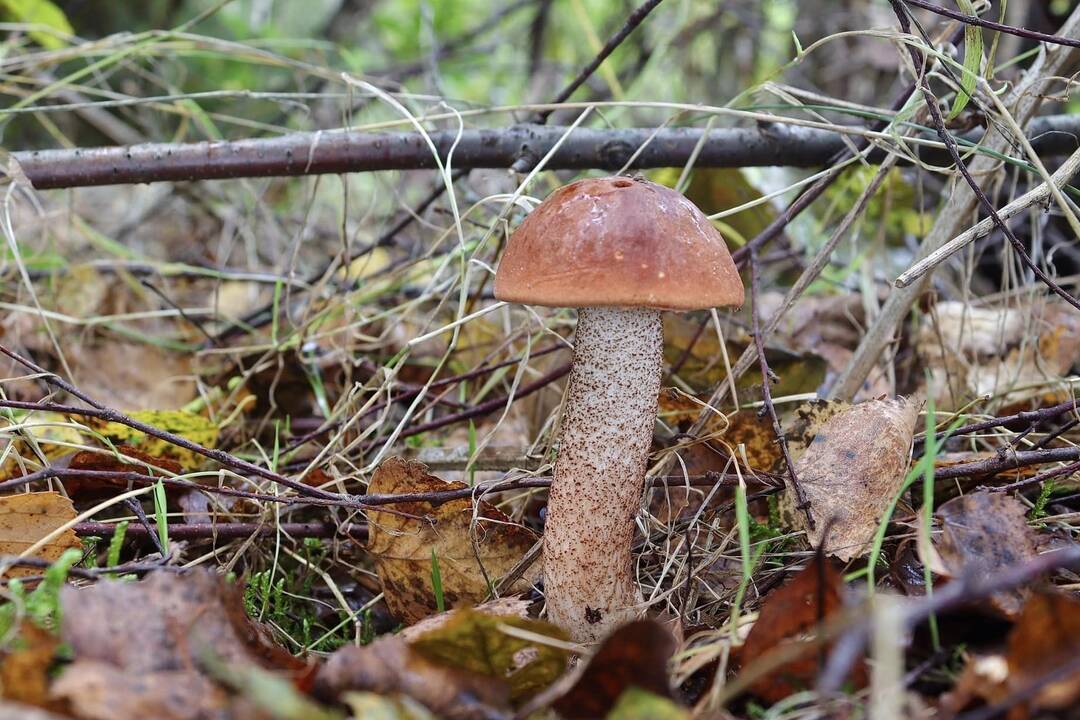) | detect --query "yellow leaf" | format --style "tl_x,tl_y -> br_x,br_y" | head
85,410 -> 218,472
0,492 -> 80,578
